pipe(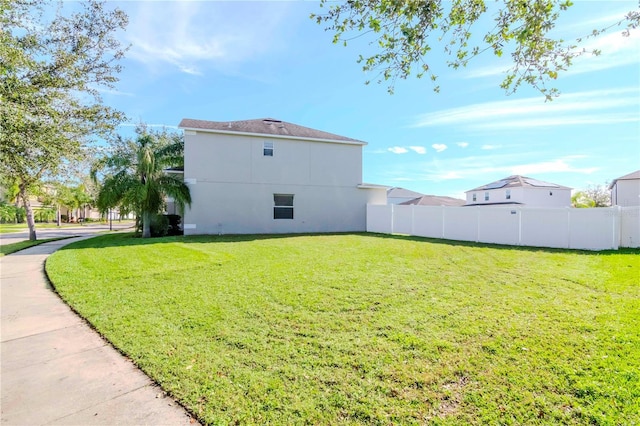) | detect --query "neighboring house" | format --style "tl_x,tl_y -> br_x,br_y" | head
465,175 -> 571,207
400,195 -> 466,207
178,118 -> 387,235
387,187 -> 424,204
609,170 -> 640,207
